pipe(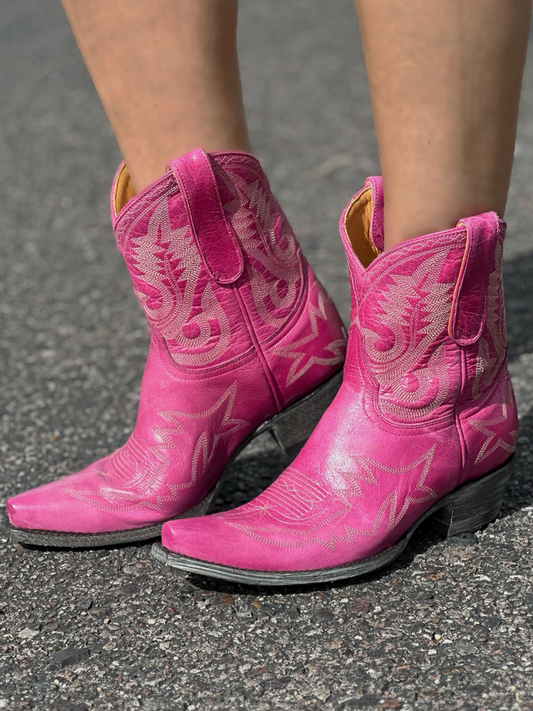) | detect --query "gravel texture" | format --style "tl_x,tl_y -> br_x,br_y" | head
1,2 -> 533,710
